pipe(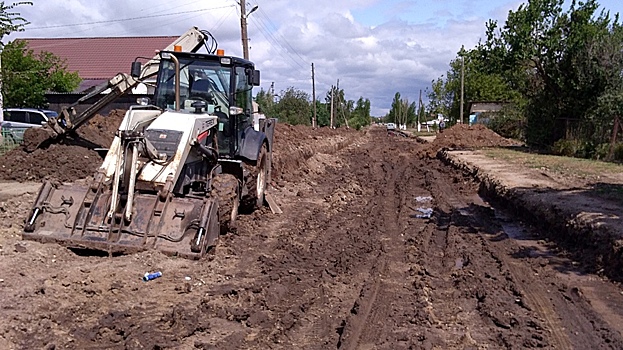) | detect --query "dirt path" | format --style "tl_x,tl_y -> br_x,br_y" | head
2,126 -> 623,349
